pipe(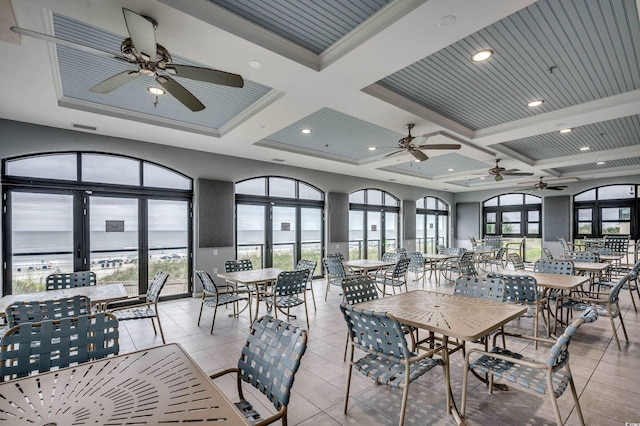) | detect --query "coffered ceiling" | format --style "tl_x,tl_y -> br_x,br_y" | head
1,0 -> 639,192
